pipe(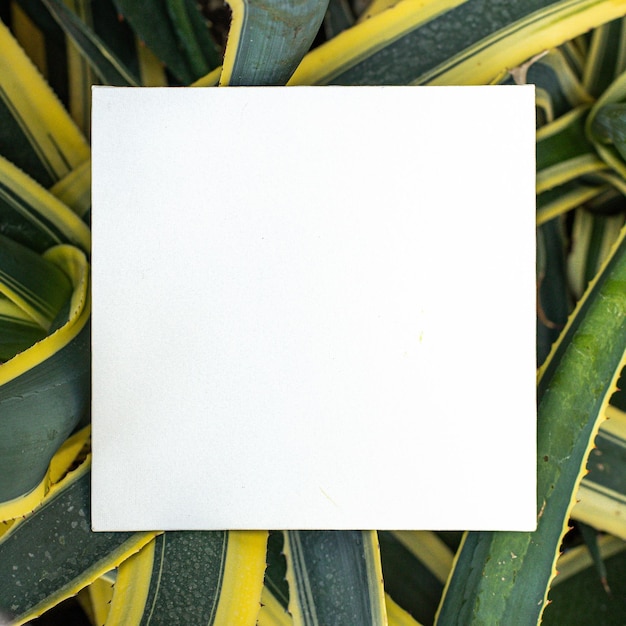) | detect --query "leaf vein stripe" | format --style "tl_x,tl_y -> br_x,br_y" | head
0,85 -> 55,180
419,0 -> 597,84
0,183 -> 64,244
0,269 -> 54,318
207,532 -> 228,626
291,532 -> 319,626
144,535 -> 167,625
